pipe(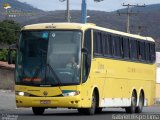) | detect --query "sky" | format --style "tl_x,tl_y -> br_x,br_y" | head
18,0 -> 160,12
